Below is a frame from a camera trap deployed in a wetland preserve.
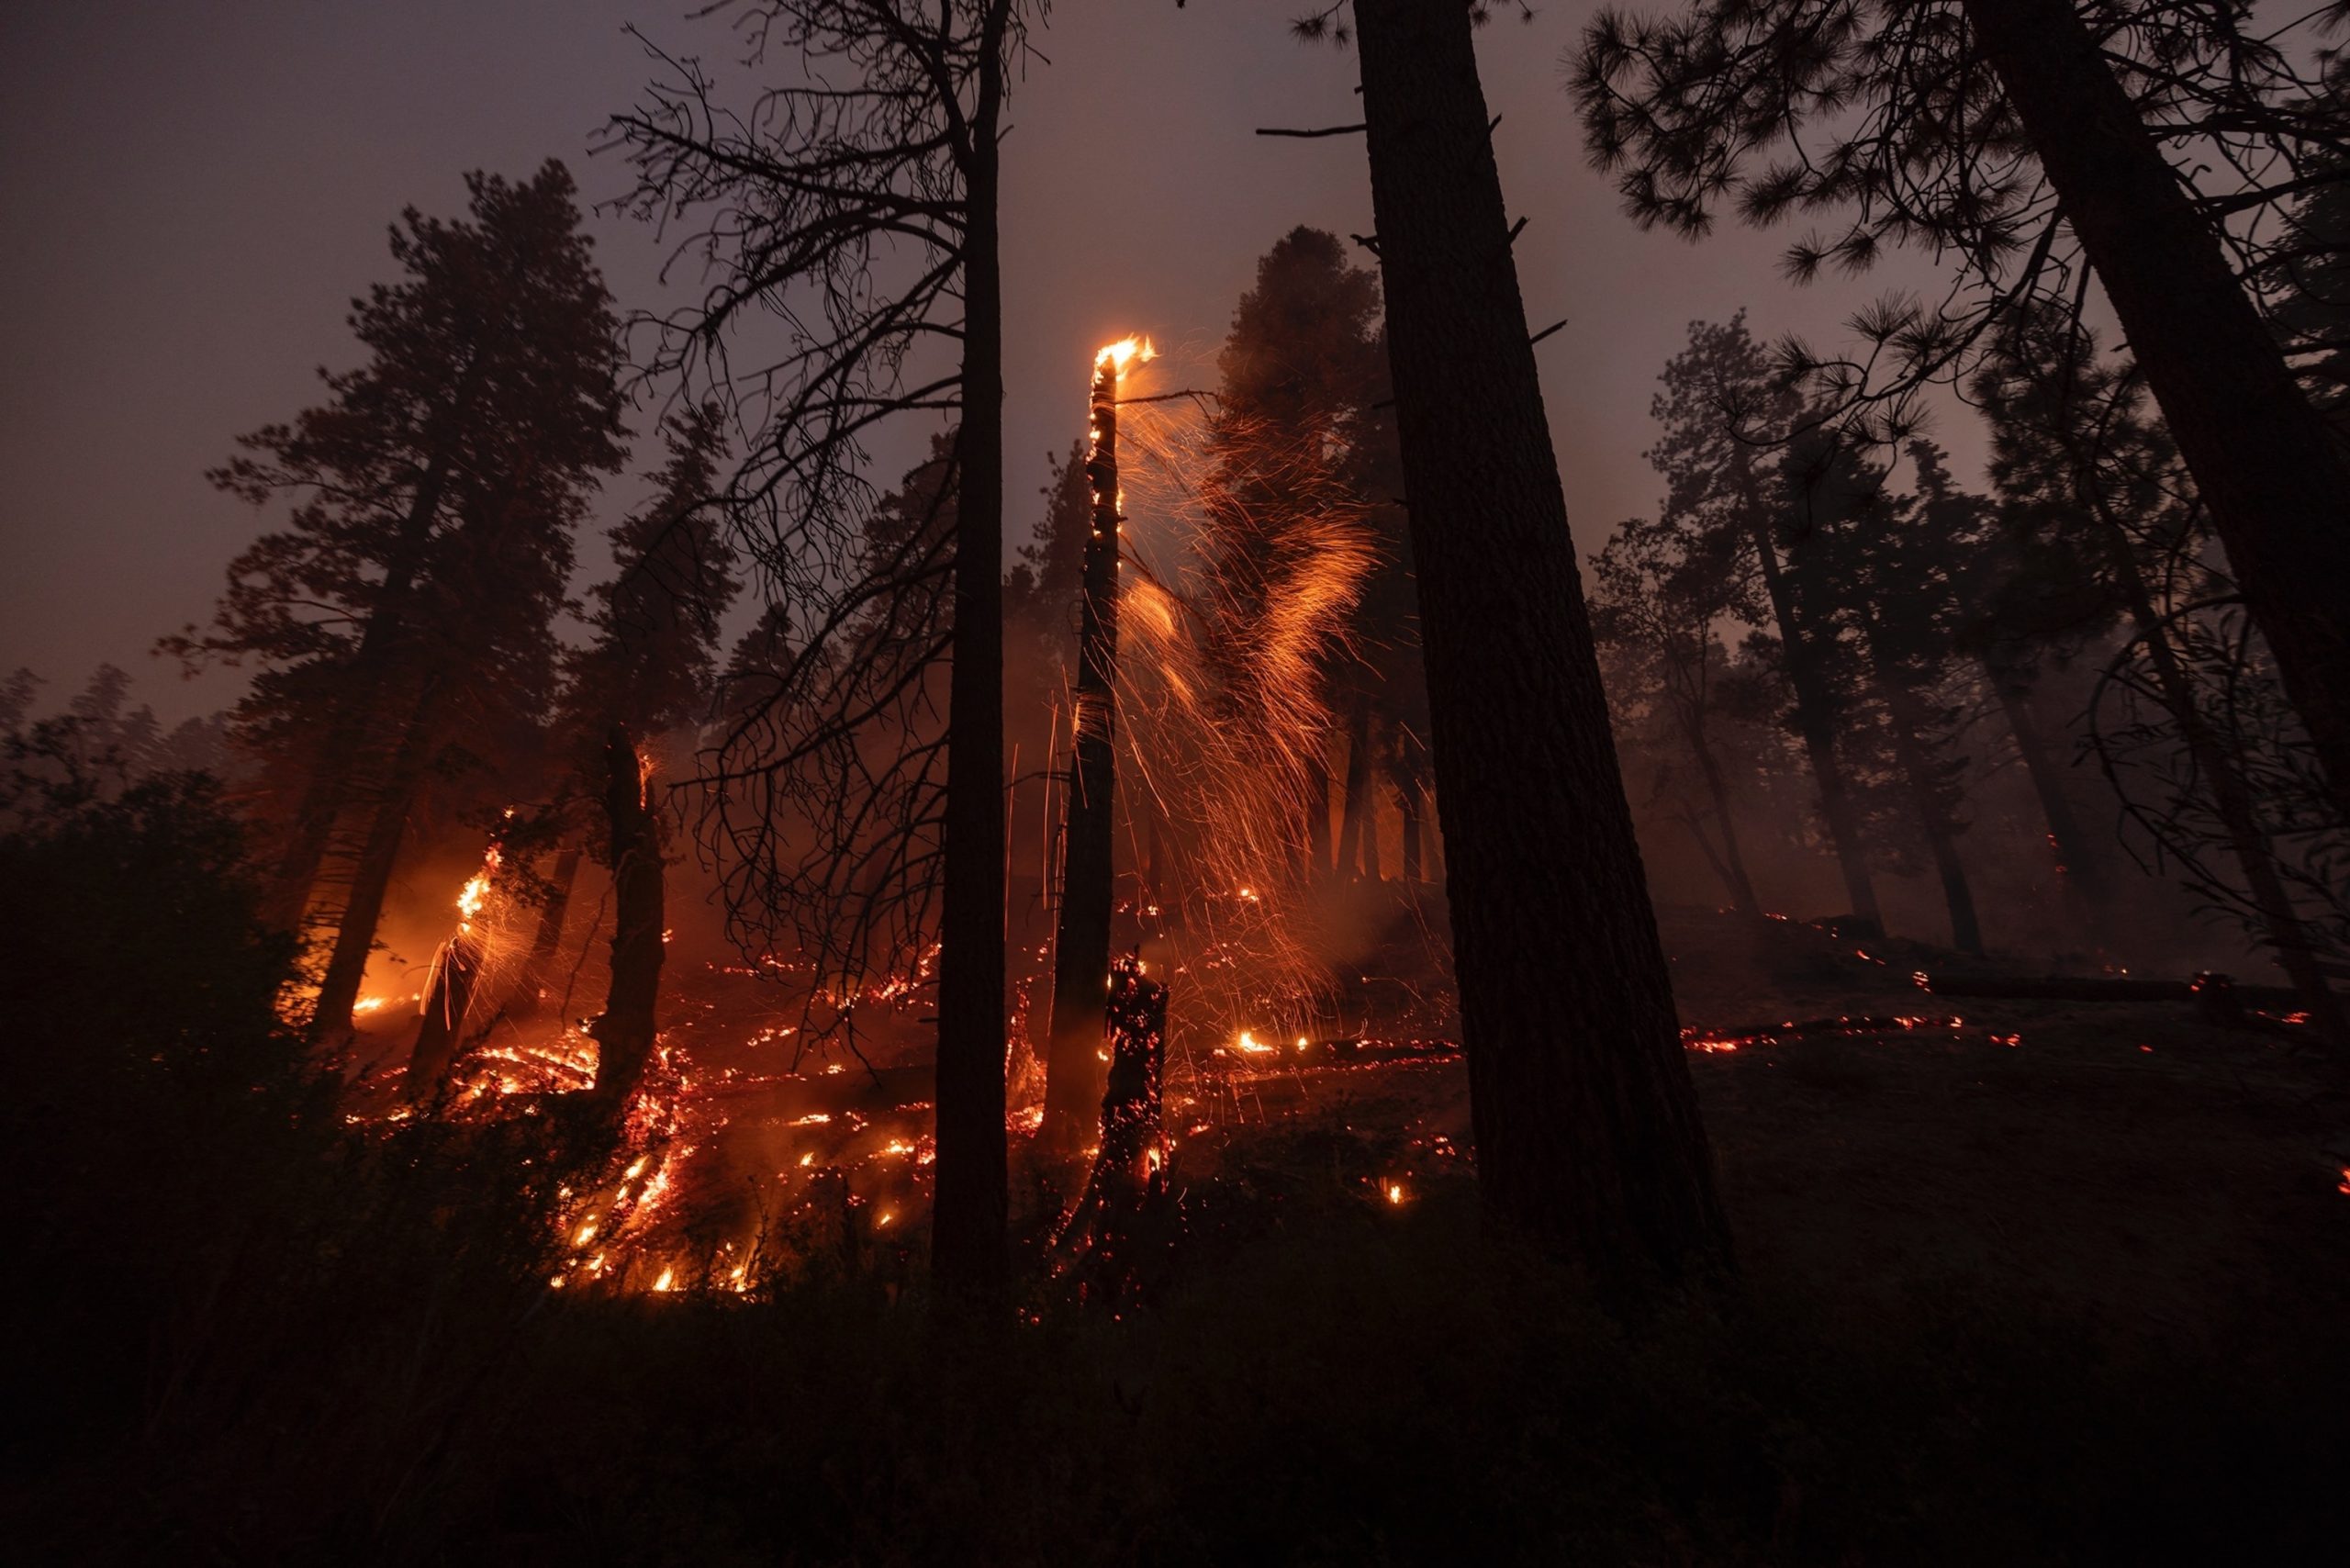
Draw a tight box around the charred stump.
[589,727,665,1108]
[1056,953,1173,1308]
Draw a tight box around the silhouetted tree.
[165,162,625,1001]
[610,0,1025,1288]
[1574,0,2350,828]
[1340,0,1730,1287]
[1648,316,1881,925]
[1590,517,1765,918]
[1975,307,2346,1034]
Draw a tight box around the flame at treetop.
[1095,335,1155,376]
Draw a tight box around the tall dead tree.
[1338,0,1730,1284]
[611,0,1025,1288]
[1043,344,1132,1144]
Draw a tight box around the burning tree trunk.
[1964,0,2350,831]
[404,929,483,1101]
[589,729,665,1107]
[1044,343,1132,1145]
[404,843,498,1100]
[310,675,446,1047]
[1352,0,1729,1284]
[1055,953,1171,1308]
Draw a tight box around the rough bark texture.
[1043,353,1123,1146]
[1353,0,1730,1283]
[1965,0,2350,829]
[308,677,444,1047]
[589,727,665,1105]
[930,17,1011,1291]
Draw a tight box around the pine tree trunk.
[1986,665,2109,913]
[590,728,666,1105]
[1748,517,1880,926]
[262,405,475,931]
[1043,348,1124,1146]
[931,10,1012,1291]
[1874,661,1985,955]
[1353,0,1729,1285]
[1964,0,2350,828]
[309,678,444,1047]
[1336,691,1372,879]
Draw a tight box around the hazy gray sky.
[1,1,1960,723]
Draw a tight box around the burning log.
[1044,337,1150,1143]
[1055,952,1174,1306]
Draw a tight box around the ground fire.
[15,3,2350,1557]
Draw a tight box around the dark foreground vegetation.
[8,747,2346,1566]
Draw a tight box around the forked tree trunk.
[1353,0,1729,1285]
[1044,349,1125,1146]
[309,676,444,1047]
[1964,0,2350,829]
[589,728,665,1106]
[931,8,1013,1291]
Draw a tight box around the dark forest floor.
[16,910,2350,1565]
